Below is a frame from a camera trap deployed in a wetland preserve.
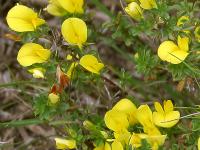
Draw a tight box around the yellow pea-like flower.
[6,4,45,32]
[112,99,137,125]
[153,100,180,128]
[79,55,104,74]
[28,68,45,79]
[139,0,157,10]
[55,138,76,149]
[195,26,200,42]
[46,0,68,16]
[125,2,143,21]
[157,36,189,64]
[104,109,129,133]
[57,0,84,14]
[48,93,60,104]
[61,18,87,48]
[177,16,190,34]
[17,43,51,67]
[114,130,131,145]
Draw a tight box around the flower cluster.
[93,99,180,150]
[6,1,105,149]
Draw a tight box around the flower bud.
[125,2,143,21]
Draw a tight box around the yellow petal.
[147,134,166,150]
[111,141,124,150]
[66,62,78,78]
[80,55,104,74]
[17,43,51,67]
[153,111,180,128]
[49,93,60,104]
[104,109,129,132]
[157,41,189,64]
[178,36,189,52]
[125,2,143,21]
[66,54,73,60]
[57,0,84,14]
[154,102,164,113]
[136,105,154,130]
[6,5,45,32]
[46,0,67,16]
[139,0,157,10]
[104,142,111,150]
[198,137,200,150]
[28,68,45,79]
[112,98,137,125]
[114,130,131,145]
[61,18,87,48]
[163,100,174,112]
[55,138,76,149]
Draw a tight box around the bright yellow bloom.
[55,138,76,149]
[49,93,60,104]
[195,26,200,42]
[57,0,84,14]
[79,55,104,74]
[17,43,51,67]
[104,109,129,133]
[111,141,124,150]
[125,2,143,21]
[46,0,68,16]
[157,36,189,64]
[94,142,111,150]
[28,68,45,79]
[66,54,73,60]
[198,137,200,150]
[153,100,180,128]
[112,99,137,125]
[139,0,157,9]
[61,18,87,48]
[6,4,45,32]
[147,134,166,150]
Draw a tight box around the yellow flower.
[104,109,129,133]
[28,68,45,79]
[94,142,111,150]
[153,100,180,128]
[17,43,51,67]
[147,134,166,150]
[198,137,200,150]
[66,54,73,60]
[195,26,200,42]
[79,55,104,74]
[61,18,87,48]
[49,93,60,104]
[157,36,189,64]
[112,99,137,125]
[46,0,68,16]
[57,0,84,14]
[55,138,76,149]
[139,0,157,10]
[125,2,143,21]
[6,4,45,32]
